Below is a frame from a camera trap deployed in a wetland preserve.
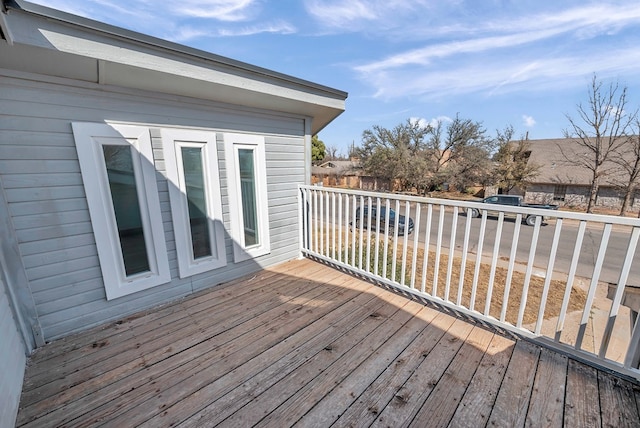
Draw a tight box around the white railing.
[298,185,640,380]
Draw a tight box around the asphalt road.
[403,206,640,286]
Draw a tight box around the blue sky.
[30,0,640,155]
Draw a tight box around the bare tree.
[561,75,635,213]
[612,119,640,216]
[427,114,494,191]
[493,125,541,193]
[324,145,340,161]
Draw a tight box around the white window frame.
[224,133,270,262]
[72,122,170,300]
[161,128,226,278]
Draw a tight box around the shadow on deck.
[16,258,640,427]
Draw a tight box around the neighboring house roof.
[312,160,361,176]
[525,137,636,186]
[0,0,347,135]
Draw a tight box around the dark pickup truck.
[469,195,558,226]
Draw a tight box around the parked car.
[353,206,414,235]
[469,195,558,226]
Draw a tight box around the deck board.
[408,325,494,427]
[16,258,640,427]
[564,358,602,428]
[487,340,540,427]
[525,348,568,427]
[447,333,514,427]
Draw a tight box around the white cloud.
[428,116,453,128]
[356,29,563,74]
[304,0,378,28]
[170,0,257,21]
[408,116,452,130]
[168,20,296,42]
[304,0,431,30]
[356,47,640,100]
[217,21,297,36]
[409,117,430,129]
[352,3,640,101]
[356,3,640,74]
[522,115,536,127]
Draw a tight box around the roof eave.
[2,0,348,134]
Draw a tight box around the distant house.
[512,138,640,212]
[311,159,393,191]
[0,1,346,425]
[311,159,363,188]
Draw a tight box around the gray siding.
[0,275,26,428]
[0,70,307,340]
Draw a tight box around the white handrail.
[298,185,640,380]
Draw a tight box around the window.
[161,129,226,278]
[72,123,170,300]
[553,185,567,202]
[224,133,270,262]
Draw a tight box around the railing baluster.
[318,190,324,255]
[358,195,364,270]
[535,218,563,334]
[456,207,472,306]
[312,189,318,254]
[516,215,542,328]
[382,199,390,279]
[484,211,503,317]
[555,220,587,341]
[337,193,342,263]
[365,196,373,273]
[325,192,330,256]
[374,197,381,277]
[433,205,445,298]
[331,192,336,260]
[445,206,459,302]
[600,227,640,359]
[344,194,350,264]
[351,195,357,266]
[391,199,400,281]
[421,204,433,294]
[401,201,410,286]
[411,203,422,289]
[575,223,613,351]
[469,210,487,311]
[500,214,522,323]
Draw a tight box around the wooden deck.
[16,258,640,427]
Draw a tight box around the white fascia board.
[3,8,346,133]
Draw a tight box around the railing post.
[297,186,304,258]
[626,315,640,369]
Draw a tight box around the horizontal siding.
[1,77,306,136]
[0,71,308,341]
[22,244,97,270]
[0,159,81,174]
[18,234,95,256]
[8,198,88,217]
[31,277,104,306]
[1,172,83,189]
[0,279,26,428]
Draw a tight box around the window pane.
[238,149,259,246]
[102,145,150,276]
[181,147,212,259]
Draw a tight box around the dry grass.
[339,237,587,326]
